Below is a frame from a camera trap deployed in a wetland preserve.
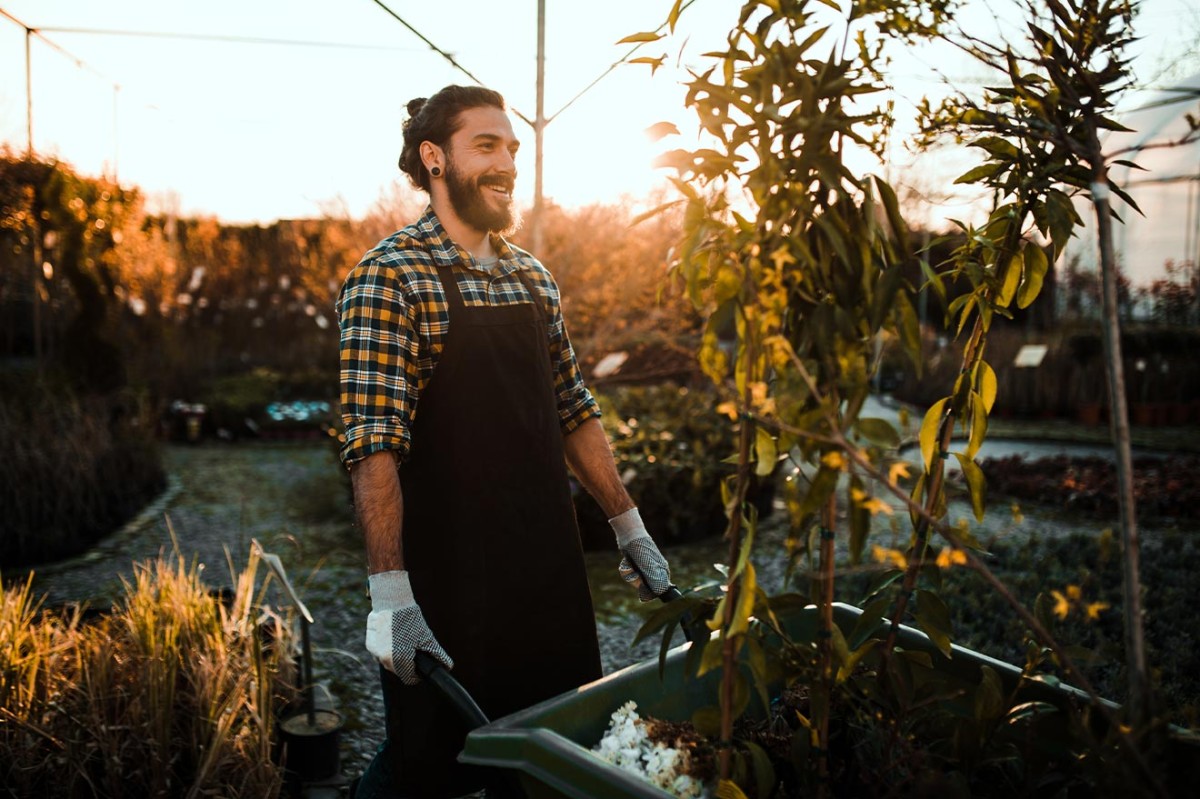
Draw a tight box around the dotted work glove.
[365,570,453,686]
[611,507,672,602]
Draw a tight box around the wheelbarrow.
[354,586,698,799]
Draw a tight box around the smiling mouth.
[482,180,514,197]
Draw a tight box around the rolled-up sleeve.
[541,272,600,434]
[336,259,420,468]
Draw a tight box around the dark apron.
[380,263,602,798]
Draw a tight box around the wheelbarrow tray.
[459,601,1200,798]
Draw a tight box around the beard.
[444,155,522,236]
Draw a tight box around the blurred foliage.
[573,384,777,550]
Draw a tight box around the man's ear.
[420,141,444,175]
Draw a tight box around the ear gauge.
[430,166,442,177]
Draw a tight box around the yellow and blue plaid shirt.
[336,206,599,468]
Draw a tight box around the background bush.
[572,384,777,550]
[0,374,165,568]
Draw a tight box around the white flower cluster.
[593,701,708,799]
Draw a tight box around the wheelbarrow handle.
[657,584,698,644]
[413,650,490,728]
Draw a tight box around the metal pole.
[25,26,32,156]
[531,0,545,255]
[111,85,120,180]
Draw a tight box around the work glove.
[611,507,672,601]
[365,570,453,685]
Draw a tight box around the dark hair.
[399,85,507,192]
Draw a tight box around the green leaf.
[848,595,892,649]
[974,665,1005,722]
[742,741,775,799]
[915,589,953,658]
[954,452,987,522]
[863,569,904,603]
[856,417,900,449]
[964,391,988,462]
[1017,244,1048,309]
[755,427,777,478]
[996,253,1021,308]
[728,563,758,637]
[848,475,870,566]
[919,399,948,473]
[617,31,664,44]
[1034,592,1055,633]
[1045,189,1077,258]
[798,465,840,520]
[954,162,1007,185]
[693,705,722,738]
[976,361,997,414]
[698,636,725,676]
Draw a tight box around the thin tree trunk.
[1091,170,1151,729]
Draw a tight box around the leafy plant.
[0,545,297,797]
[631,0,1191,796]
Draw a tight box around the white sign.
[1013,344,1048,368]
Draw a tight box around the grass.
[0,544,298,798]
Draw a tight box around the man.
[337,85,673,798]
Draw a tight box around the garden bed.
[980,453,1200,520]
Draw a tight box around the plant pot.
[1076,402,1103,426]
[460,603,1199,798]
[279,708,343,785]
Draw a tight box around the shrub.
[0,547,298,797]
[0,374,166,567]
[573,385,776,550]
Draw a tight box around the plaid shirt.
[336,206,599,468]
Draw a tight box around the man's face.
[443,105,521,235]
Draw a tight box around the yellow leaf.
[716,401,738,420]
[716,779,750,799]
[616,31,665,44]
[936,548,968,568]
[1066,584,1082,601]
[1050,590,1070,619]
[1010,503,1024,524]
[769,245,796,269]
[863,498,893,516]
[871,545,907,569]
[851,487,869,503]
[822,451,847,471]
[1085,601,1110,620]
[888,461,911,485]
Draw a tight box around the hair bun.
[406,98,427,117]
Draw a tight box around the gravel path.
[19,436,1183,793]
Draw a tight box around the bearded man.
[337,85,674,798]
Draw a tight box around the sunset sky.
[1,0,1196,225]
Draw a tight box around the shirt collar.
[415,205,522,275]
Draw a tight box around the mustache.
[478,175,515,193]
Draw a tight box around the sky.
[1,0,1197,226]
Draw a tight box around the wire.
[368,0,487,86]
[35,26,424,53]
[0,6,119,86]
[546,0,701,125]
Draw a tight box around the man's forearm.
[563,416,634,519]
[350,450,405,574]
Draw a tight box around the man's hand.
[365,570,453,685]
[610,507,671,601]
